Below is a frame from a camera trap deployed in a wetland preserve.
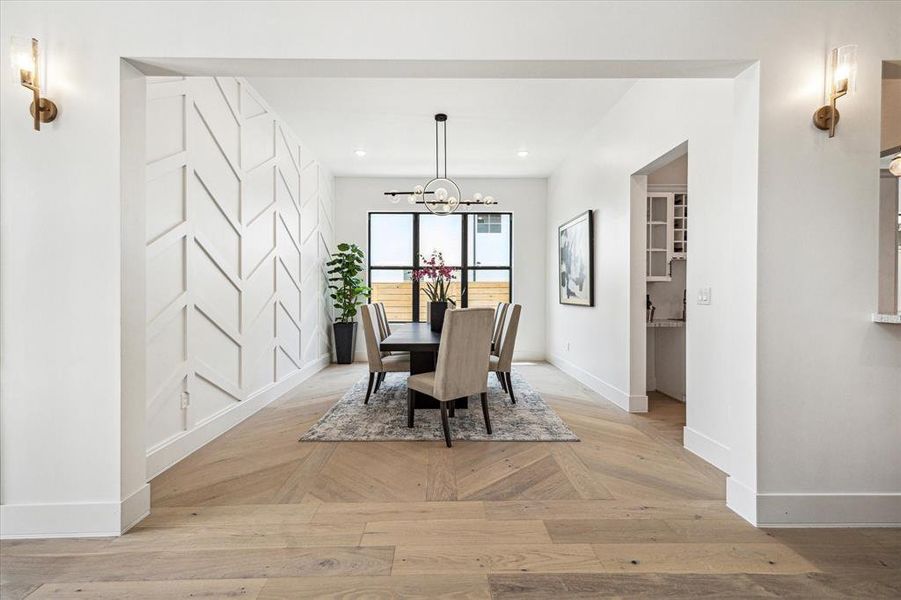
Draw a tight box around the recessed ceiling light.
[517,150,529,158]
[354,149,367,157]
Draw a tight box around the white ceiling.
[247,78,635,178]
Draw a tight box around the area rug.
[300,370,579,442]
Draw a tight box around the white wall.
[546,80,743,478]
[1,1,899,537]
[334,177,547,361]
[141,77,333,479]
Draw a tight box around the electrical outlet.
[697,287,712,305]
[180,390,190,410]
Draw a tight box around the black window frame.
[368,211,513,322]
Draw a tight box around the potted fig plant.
[327,243,371,364]
[413,250,457,332]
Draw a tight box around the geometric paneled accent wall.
[144,77,333,465]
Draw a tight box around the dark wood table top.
[380,322,441,352]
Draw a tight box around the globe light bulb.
[472,192,483,202]
[390,195,400,204]
[435,187,448,201]
[448,196,459,209]
[407,194,417,205]
[484,195,495,205]
[413,185,424,195]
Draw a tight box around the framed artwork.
[558,210,594,306]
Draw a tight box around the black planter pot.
[333,322,357,364]
[429,301,448,333]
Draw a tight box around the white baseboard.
[146,354,330,479]
[683,426,730,473]
[121,484,150,533]
[756,492,901,527]
[726,476,758,526]
[0,501,123,539]
[0,484,150,539]
[726,478,901,527]
[548,353,647,412]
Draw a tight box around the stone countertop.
[647,319,685,328]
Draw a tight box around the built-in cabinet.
[645,189,688,281]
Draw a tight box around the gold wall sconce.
[10,37,57,131]
[813,45,857,138]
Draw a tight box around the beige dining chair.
[491,302,509,390]
[491,302,508,355]
[406,307,495,447]
[361,304,409,403]
[375,302,391,338]
[489,303,521,403]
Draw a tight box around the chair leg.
[440,402,452,448]
[374,372,385,393]
[481,392,492,435]
[497,371,508,393]
[505,372,516,404]
[364,372,375,404]
[407,388,415,428]
[449,399,455,418]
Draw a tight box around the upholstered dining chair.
[407,307,495,448]
[375,302,391,338]
[489,303,521,403]
[491,302,509,391]
[491,302,508,356]
[361,304,409,403]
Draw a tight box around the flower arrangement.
[412,250,457,305]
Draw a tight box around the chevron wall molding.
[144,77,334,473]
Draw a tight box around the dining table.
[379,322,468,409]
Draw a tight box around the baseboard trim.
[756,492,901,527]
[146,354,330,479]
[120,484,150,533]
[548,353,647,412]
[683,426,730,473]
[726,476,758,526]
[1,497,128,539]
[726,479,901,527]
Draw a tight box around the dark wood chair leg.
[480,392,492,434]
[449,399,455,418]
[440,402,452,447]
[505,372,516,404]
[497,371,508,393]
[364,372,375,404]
[374,372,385,393]
[407,388,415,428]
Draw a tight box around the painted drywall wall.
[142,77,334,479]
[547,79,744,478]
[882,76,901,152]
[333,177,547,361]
[1,1,898,536]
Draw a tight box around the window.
[476,214,503,234]
[368,212,512,321]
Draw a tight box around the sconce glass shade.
[827,44,857,100]
[890,154,901,178]
[10,36,36,85]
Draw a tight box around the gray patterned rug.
[300,370,579,442]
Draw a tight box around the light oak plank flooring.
[2,364,899,599]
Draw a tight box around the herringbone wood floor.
[2,363,899,598]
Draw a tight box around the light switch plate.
[697,287,712,305]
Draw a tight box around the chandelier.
[384,113,495,215]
